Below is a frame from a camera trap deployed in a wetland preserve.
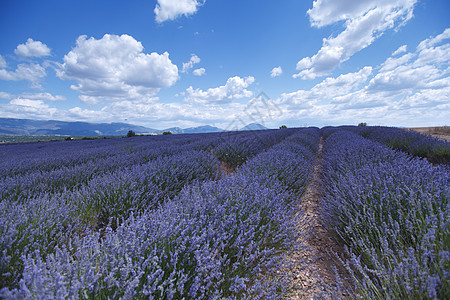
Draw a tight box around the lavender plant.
[321,130,449,299]
[345,126,450,165]
[0,127,320,298]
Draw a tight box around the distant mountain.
[161,127,184,134]
[240,123,268,131]
[0,118,156,136]
[0,118,269,136]
[183,125,223,134]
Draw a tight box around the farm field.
[407,127,450,142]
[0,126,448,299]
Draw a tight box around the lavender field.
[0,127,448,299]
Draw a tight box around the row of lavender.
[321,130,449,299]
[0,128,296,291]
[0,129,298,201]
[0,133,226,290]
[339,126,450,165]
[1,128,320,298]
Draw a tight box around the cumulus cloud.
[294,0,417,80]
[3,98,58,119]
[368,29,450,93]
[19,92,66,101]
[280,67,372,108]
[0,55,6,68]
[0,91,68,121]
[0,91,12,100]
[3,29,447,129]
[0,91,65,103]
[185,76,255,104]
[57,34,179,103]
[270,66,283,78]
[379,52,414,72]
[182,54,200,73]
[193,67,206,76]
[0,62,47,88]
[154,0,204,23]
[417,28,450,51]
[392,45,407,56]
[14,38,51,58]
[281,28,450,127]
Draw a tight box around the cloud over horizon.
[185,76,255,104]
[294,0,418,80]
[56,34,179,105]
[0,1,448,129]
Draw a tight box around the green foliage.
[162,131,172,135]
[279,125,287,129]
[358,122,367,126]
[127,130,136,137]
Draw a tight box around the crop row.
[338,126,450,165]
[0,128,320,298]
[0,129,297,203]
[321,130,449,299]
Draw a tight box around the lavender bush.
[344,126,450,165]
[213,129,296,169]
[321,130,449,299]
[0,128,320,298]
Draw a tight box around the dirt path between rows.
[286,137,350,299]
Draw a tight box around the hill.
[240,123,268,131]
[0,118,269,136]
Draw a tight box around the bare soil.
[407,126,450,142]
[285,138,351,299]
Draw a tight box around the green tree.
[280,125,287,129]
[162,131,172,135]
[358,122,367,127]
[127,130,136,137]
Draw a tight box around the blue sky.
[0,0,449,129]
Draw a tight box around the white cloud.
[154,0,204,23]
[379,53,414,72]
[193,67,206,76]
[185,76,255,104]
[2,29,447,129]
[2,98,58,119]
[392,45,407,56]
[10,98,46,108]
[414,31,450,66]
[57,34,179,103]
[270,66,283,78]
[182,54,200,73]
[19,92,66,101]
[280,67,372,108]
[417,28,450,51]
[294,0,417,79]
[0,55,6,68]
[14,38,51,58]
[368,64,441,92]
[368,28,450,93]
[281,29,450,127]
[0,91,65,104]
[0,63,47,88]
[0,91,12,100]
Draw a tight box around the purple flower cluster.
[344,126,450,165]
[321,130,449,299]
[0,128,320,298]
[213,129,297,169]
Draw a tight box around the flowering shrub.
[345,126,450,165]
[321,130,449,299]
[0,128,319,298]
[213,129,296,169]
